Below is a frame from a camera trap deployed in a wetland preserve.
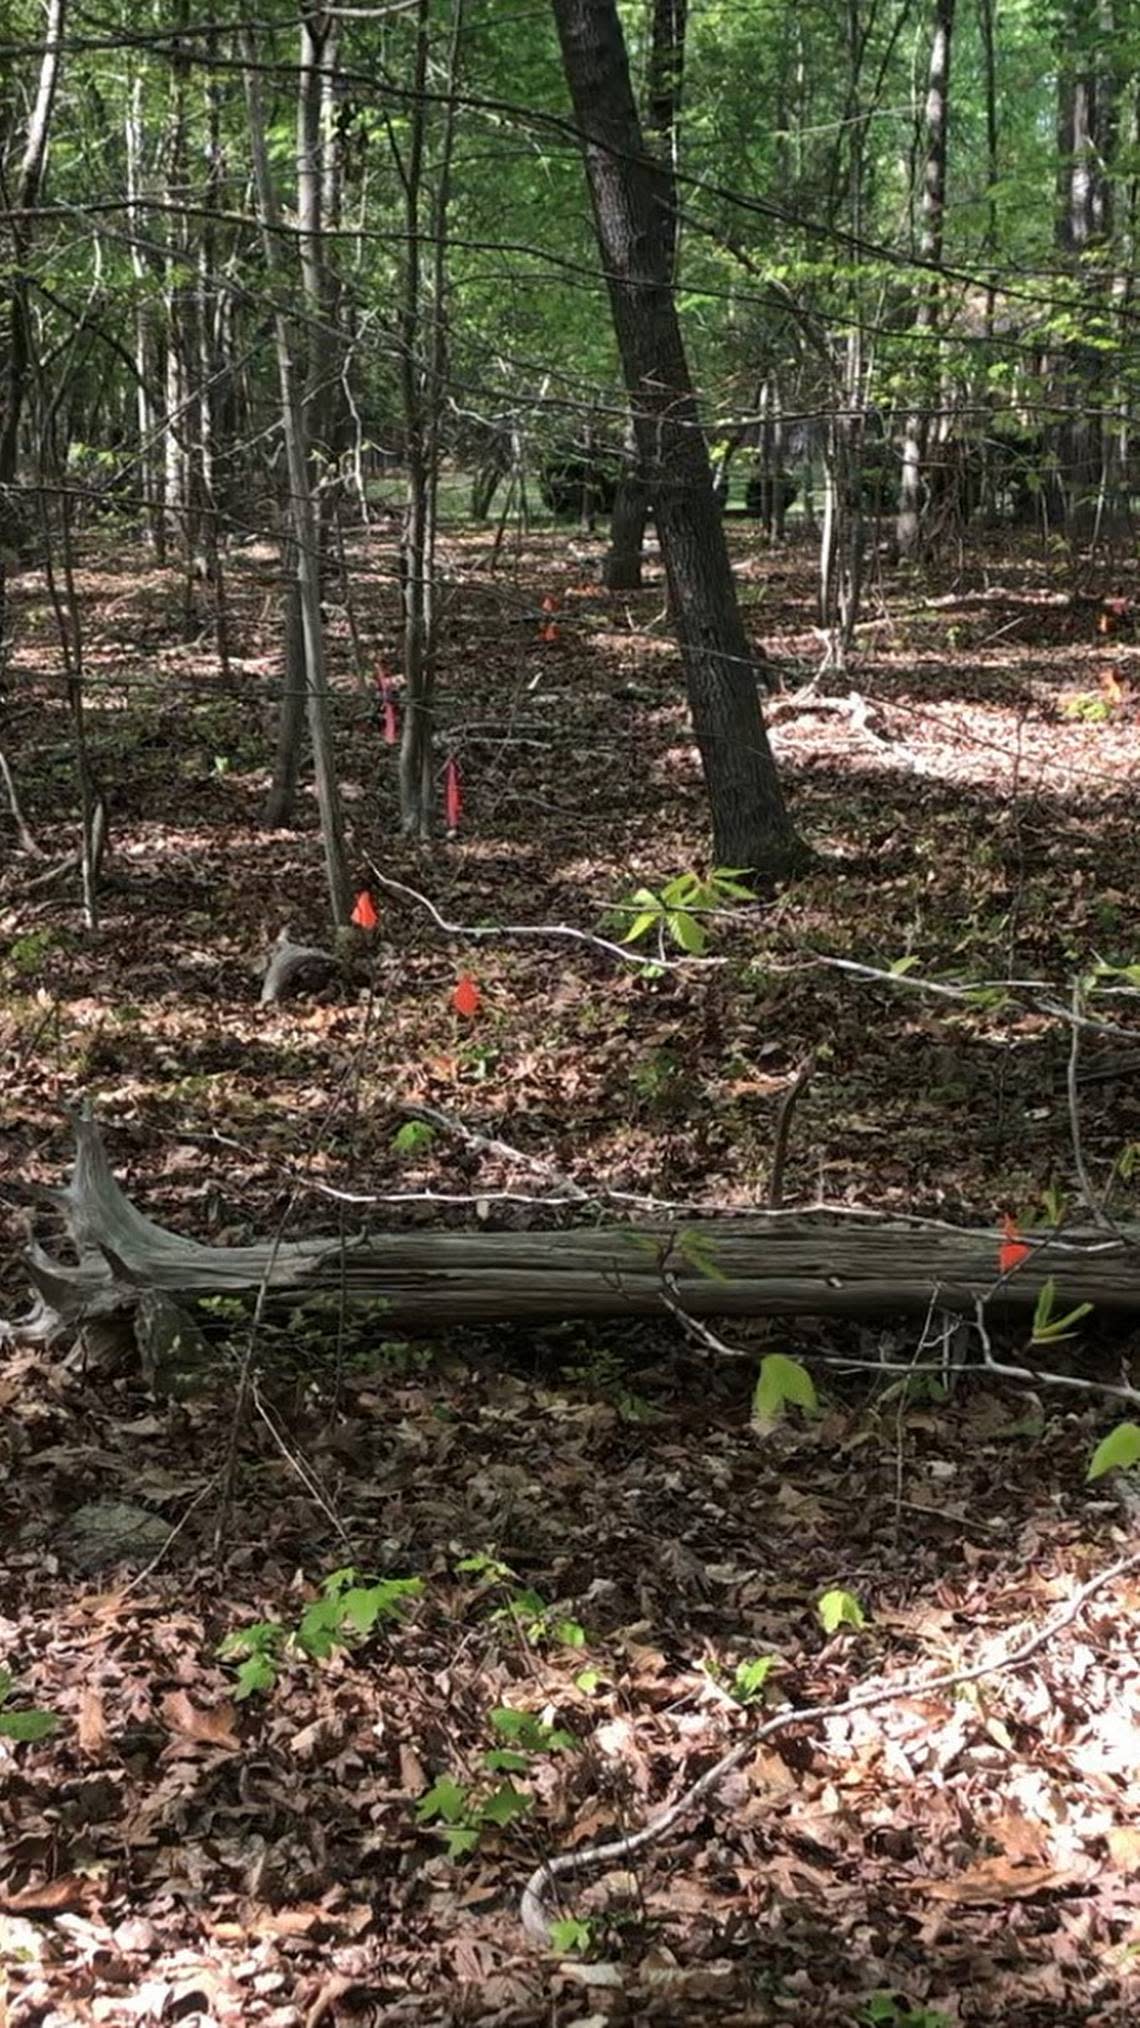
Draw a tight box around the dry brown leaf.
[160,1689,240,1751]
[985,1812,1050,1862]
[260,1905,324,1937]
[0,1875,92,1916]
[399,1742,426,1794]
[77,1686,109,1758]
[908,1857,1073,1904]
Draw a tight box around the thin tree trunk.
[265,2,336,822]
[551,0,803,879]
[604,0,687,592]
[266,567,306,827]
[0,0,67,670]
[1053,0,1114,540]
[242,27,350,927]
[298,5,334,550]
[162,8,196,589]
[896,0,955,560]
[396,0,433,837]
[199,48,230,673]
[125,74,165,559]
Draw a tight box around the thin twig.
[813,953,1135,1038]
[251,1378,355,1555]
[768,1053,815,1209]
[368,867,721,972]
[403,1101,588,1198]
[1067,976,1115,1231]
[972,1298,1140,1408]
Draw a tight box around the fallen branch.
[519,1544,1140,1942]
[368,868,720,972]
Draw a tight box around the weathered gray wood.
[3,1115,1138,1347]
[260,929,340,1004]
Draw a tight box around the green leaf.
[1031,1278,1093,1343]
[455,1551,515,1583]
[483,1747,531,1772]
[732,1656,775,1703]
[233,1653,278,1699]
[392,1120,436,1155]
[1087,1422,1140,1480]
[479,1781,532,1827]
[442,1825,481,1858]
[417,1776,470,1824]
[752,1353,819,1428]
[295,1596,343,1659]
[340,1577,422,1634]
[549,1917,594,1954]
[0,1708,59,1742]
[888,955,921,976]
[817,1588,866,1635]
[709,868,756,900]
[667,909,707,954]
[622,909,662,946]
[661,872,701,906]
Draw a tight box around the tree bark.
[603,0,686,591]
[896,0,955,561]
[1053,0,1116,538]
[0,0,67,668]
[551,0,803,879]
[242,26,350,927]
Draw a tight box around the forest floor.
[1,513,1139,2026]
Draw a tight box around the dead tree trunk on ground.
[5,1117,1138,1348]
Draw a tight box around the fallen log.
[3,1115,1139,1348]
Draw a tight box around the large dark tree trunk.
[551,0,803,878]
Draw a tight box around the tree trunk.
[1053,0,1115,540]
[396,0,463,837]
[124,74,165,559]
[8,1117,1140,1348]
[265,565,306,827]
[242,28,350,927]
[0,0,67,669]
[604,447,650,588]
[551,0,803,880]
[603,0,686,593]
[896,0,955,561]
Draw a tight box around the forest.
[2,0,1140,2020]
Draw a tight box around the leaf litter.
[1,522,1139,2023]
